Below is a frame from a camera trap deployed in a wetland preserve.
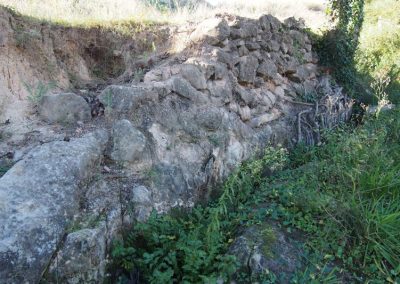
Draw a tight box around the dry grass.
[0,0,328,30]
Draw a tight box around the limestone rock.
[47,228,107,284]
[0,130,108,283]
[180,64,207,90]
[99,85,157,115]
[230,22,258,39]
[39,93,91,124]
[238,55,259,84]
[131,185,153,222]
[171,77,208,103]
[111,119,148,163]
[207,79,232,101]
[250,109,281,128]
[257,60,278,79]
[196,107,223,131]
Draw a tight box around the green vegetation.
[24,81,55,105]
[111,147,288,283]
[269,108,400,282]
[317,0,399,104]
[355,0,400,103]
[112,107,400,283]
[316,0,366,99]
[0,164,12,177]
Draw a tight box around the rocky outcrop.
[0,130,108,283]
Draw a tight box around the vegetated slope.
[113,108,400,283]
[355,0,400,103]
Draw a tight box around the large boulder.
[257,60,278,80]
[39,93,91,124]
[0,130,108,283]
[98,85,157,116]
[171,77,208,103]
[46,228,107,284]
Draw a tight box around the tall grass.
[0,0,327,29]
[275,107,400,281]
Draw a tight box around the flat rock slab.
[0,130,108,283]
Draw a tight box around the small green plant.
[292,39,306,64]
[0,164,12,177]
[14,26,41,48]
[131,68,145,83]
[145,167,159,184]
[24,81,55,105]
[208,133,221,147]
[297,85,321,103]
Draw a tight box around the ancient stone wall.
[0,13,352,283]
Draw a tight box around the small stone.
[111,120,147,163]
[236,85,254,105]
[132,185,152,205]
[245,41,261,51]
[171,77,208,103]
[239,106,251,121]
[103,166,111,173]
[238,55,259,84]
[238,45,250,57]
[257,60,278,80]
[274,86,285,98]
[249,109,281,128]
[180,64,207,90]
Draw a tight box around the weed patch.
[111,108,400,283]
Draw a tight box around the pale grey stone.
[238,55,259,83]
[257,60,278,79]
[180,64,207,90]
[111,119,147,163]
[39,93,91,124]
[0,130,108,283]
